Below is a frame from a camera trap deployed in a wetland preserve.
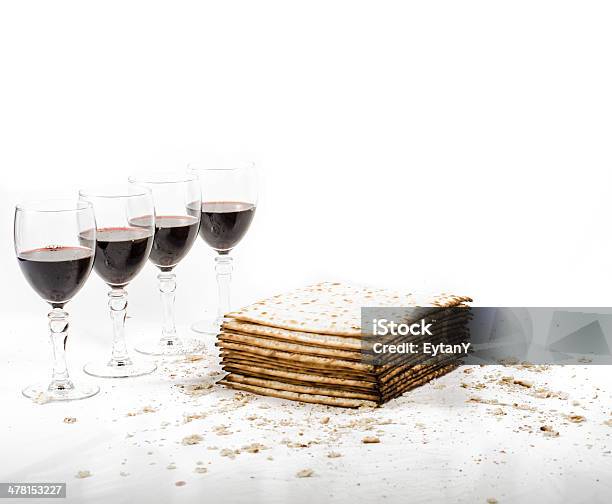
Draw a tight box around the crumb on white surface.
[32,393,51,405]
[296,468,314,478]
[181,434,204,445]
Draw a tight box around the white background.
[2,0,612,321]
[1,2,612,503]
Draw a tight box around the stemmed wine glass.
[79,185,157,378]
[14,199,99,401]
[127,172,203,355]
[188,161,257,334]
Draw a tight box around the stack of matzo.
[217,282,472,408]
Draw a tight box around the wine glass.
[127,171,203,355]
[79,185,157,378]
[14,199,99,401]
[188,160,258,334]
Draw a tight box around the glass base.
[135,336,207,356]
[23,382,100,402]
[191,317,223,335]
[83,359,156,378]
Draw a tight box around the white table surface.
[1,315,611,504]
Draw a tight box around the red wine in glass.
[128,172,202,356]
[199,201,256,253]
[79,185,157,378]
[18,247,94,308]
[189,160,258,335]
[14,199,99,402]
[131,215,199,271]
[92,227,154,287]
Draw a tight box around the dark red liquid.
[17,246,94,308]
[199,201,256,253]
[93,227,153,287]
[131,215,199,271]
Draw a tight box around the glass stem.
[48,308,74,391]
[158,271,178,344]
[215,254,233,321]
[108,288,132,367]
